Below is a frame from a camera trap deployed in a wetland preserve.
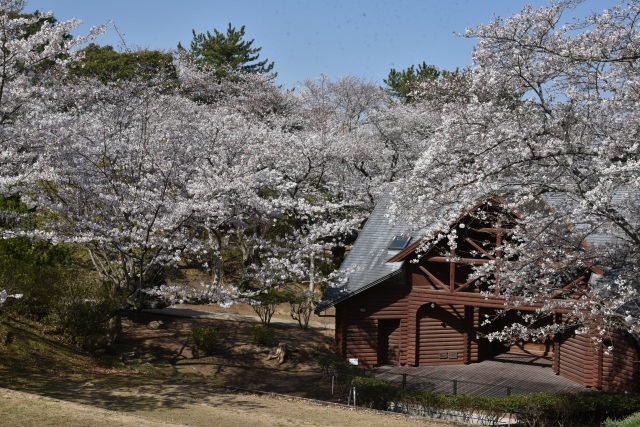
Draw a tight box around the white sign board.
[348,358,358,366]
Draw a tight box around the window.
[388,235,411,250]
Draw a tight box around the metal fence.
[371,371,529,397]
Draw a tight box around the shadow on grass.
[0,367,271,413]
[0,309,337,414]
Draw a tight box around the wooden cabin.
[316,194,639,392]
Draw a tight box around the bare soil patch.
[113,305,337,400]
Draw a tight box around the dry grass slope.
[0,314,455,427]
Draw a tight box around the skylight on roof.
[388,235,411,250]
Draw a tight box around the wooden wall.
[416,303,469,365]
[332,263,639,392]
[558,331,596,386]
[601,333,639,392]
[335,274,409,368]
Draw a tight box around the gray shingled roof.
[316,187,639,313]
[315,193,418,313]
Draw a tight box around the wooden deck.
[370,353,589,397]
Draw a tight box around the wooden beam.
[455,276,480,292]
[427,256,489,265]
[553,314,561,374]
[550,275,587,299]
[418,265,450,291]
[450,249,456,292]
[495,224,503,296]
[411,287,576,313]
[475,227,506,234]
[464,238,495,260]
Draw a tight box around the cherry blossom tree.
[392,0,640,340]
[0,1,104,193]
[19,80,210,310]
[262,74,446,326]
[31,81,292,308]
[255,76,388,321]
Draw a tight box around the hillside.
[0,313,453,427]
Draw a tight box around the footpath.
[143,305,335,330]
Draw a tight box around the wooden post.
[450,249,456,292]
[553,313,561,374]
[464,305,473,364]
[596,341,604,390]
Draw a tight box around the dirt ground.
[112,303,339,400]
[0,303,457,427]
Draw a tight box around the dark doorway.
[378,319,401,365]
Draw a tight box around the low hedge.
[604,411,640,427]
[351,377,640,427]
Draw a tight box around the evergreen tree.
[69,44,176,85]
[384,61,439,103]
[178,23,274,79]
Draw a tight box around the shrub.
[53,299,118,350]
[351,376,402,409]
[316,353,367,397]
[48,278,121,351]
[317,353,364,381]
[0,237,76,320]
[191,325,219,355]
[248,289,289,326]
[503,392,640,426]
[247,325,274,346]
[605,412,640,427]
[345,376,640,427]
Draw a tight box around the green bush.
[316,353,363,380]
[346,376,640,427]
[247,325,274,346]
[50,281,122,351]
[52,298,119,350]
[191,325,219,355]
[502,392,640,426]
[605,412,640,427]
[351,376,402,409]
[316,353,367,398]
[0,236,75,319]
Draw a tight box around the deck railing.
[372,371,529,397]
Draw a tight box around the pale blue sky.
[27,1,620,89]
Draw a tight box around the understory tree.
[392,0,640,340]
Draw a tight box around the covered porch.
[370,353,589,397]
